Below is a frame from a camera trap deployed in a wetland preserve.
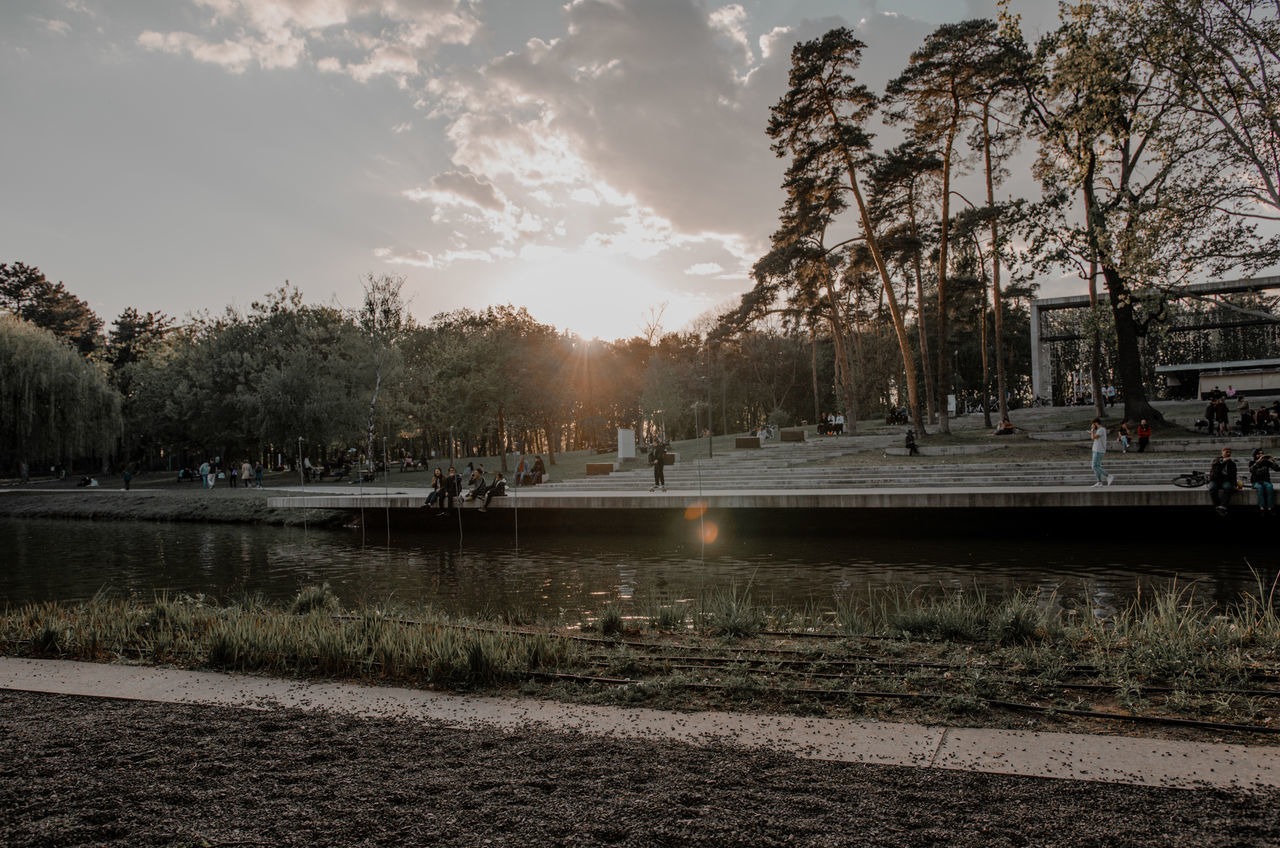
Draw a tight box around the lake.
[2,517,1274,620]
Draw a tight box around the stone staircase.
[537,435,1216,491]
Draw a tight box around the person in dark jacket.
[1209,447,1238,513]
[480,473,507,512]
[649,438,667,492]
[437,466,463,515]
[424,467,444,508]
[1249,448,1279,514]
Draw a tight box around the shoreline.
[0,486,346,527]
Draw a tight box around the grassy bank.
[6,580,1280,740]
[0,487,345,526]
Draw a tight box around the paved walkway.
[4,657,1276,793]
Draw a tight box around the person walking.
[1209,447,1238,514]
[1090,418,1113,487]
[1249,448,1278,515]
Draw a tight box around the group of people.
[1203,395,1280,437]
[423,457,545,515]
[187,459,264,489]
[1208,446,1279,515]
[1087,417,1154,485]
[817,412,846,435]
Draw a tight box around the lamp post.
[707,380,713,459]
[297,437,304,487]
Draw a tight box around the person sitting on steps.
[1209,447,1238,515]
[479,473,507,512]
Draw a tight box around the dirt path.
[4,691,1277,847]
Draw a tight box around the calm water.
[1,517,1276,619]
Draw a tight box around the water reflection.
[0,517,1274,620]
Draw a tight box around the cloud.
[426,170,505,211]
[684,262,724,276]
[36,18,72,36]
[137,30,296,72]
[137,0,480,77]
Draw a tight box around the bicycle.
[1171,469,1208,488]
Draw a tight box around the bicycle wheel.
[1172,473,1206,488]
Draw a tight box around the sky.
[1,0,1066,341]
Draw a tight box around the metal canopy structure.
[1030,275,1280,403]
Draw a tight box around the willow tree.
[768,28,924,432]
[0,314,120,475]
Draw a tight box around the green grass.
[4,579,1279,735]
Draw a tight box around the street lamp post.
[297,437,304,487]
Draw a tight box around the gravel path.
[4,691,1278,847]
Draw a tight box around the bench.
[735,436,763,449]
[585,462,614,475]
[780,429,805,442]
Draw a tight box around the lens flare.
[683,501,707,520]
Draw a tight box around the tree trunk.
[544,422,558,466]
[1089,257,1105,420]
[911,252,936,427]
[982,107,1010,423]
[823,281,859,434]
[840,164,924,433]
[826,101,924,433]
[497,407,508,473]
[810,329,821,425]
[1102,265,1166,424]
[933,115,958,435]
[980,295,992,428]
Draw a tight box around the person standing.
[122,467,132,491]
[649,438,667,492]
[253,462,264,488]
[1209,447,1238,514]
[1249,449,1278,515]
[240,460,253,488]
[1090,418,1113,487]
[199,459,211,489]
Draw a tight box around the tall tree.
[1023,1,1266,422]
[887,18,1018,431]
[357,274,409,475]
[768,28,925,432]
[0,262,102,356]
